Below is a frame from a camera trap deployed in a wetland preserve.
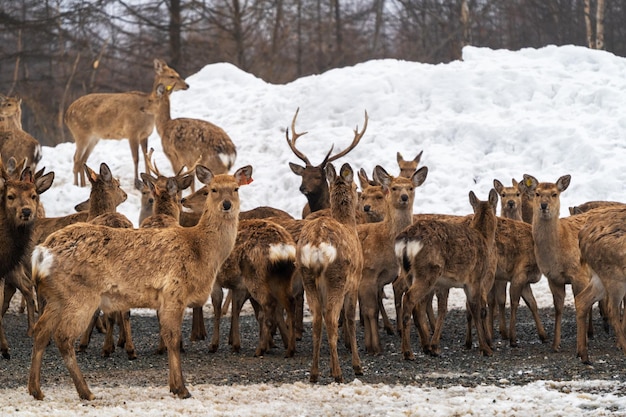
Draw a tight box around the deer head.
[286,108,368,217]
[396,151,423,178]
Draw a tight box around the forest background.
[0,0,618,147]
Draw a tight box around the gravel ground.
[1,297,625,396]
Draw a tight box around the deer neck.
[87,189,117,220]
[385,202,413,238]
[501,206,523,221]
[532,214,561,259]
[471,208,496,245]
[330,188,357,227]
[153,95,172,138]
[307,185,331,213]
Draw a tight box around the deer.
[28,164,252,401]
[522,174,596,354]
[395,189,498,359]
[286,108,367,218]
[0,95,42,175]
[143,84,237,192]
[205,219,297,357]
[357,168,386,224]
[577,206,626,363]
[568,200,625,215]
[0,163,54,359]
[490,178,547,346]
[357,165,428,355]
[66,59,189,187]
[396,151,423,178]
[297,162,363,383]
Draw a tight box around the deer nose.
[507,200,515,208]
[148,198,154,205]
[21,208,32,218]
[541,203,548,210]
[401,194,409,202]
[222,200,232,211]
[363,205,371,212]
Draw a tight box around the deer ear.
[339,163,353,183]
[154,59,166,73]
[20,167,34,183]
[493,179,503,193]
[99,163,113,182]
[411,166,428,187]
[234,165,254,186]
[35,171,54,195]
[522,174,538,191]
[195,165,214,185]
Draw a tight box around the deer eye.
[7,194,14,200]
[234,187,239,193]
[535,192,540,197]
[516,192,520,197]
[552,193,557,198]
[31,194,37,200]
[211,188,217,193]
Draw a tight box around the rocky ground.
[1,302,625,395]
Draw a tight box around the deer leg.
[159,304,189,399]
[73,137,99,187]
[276,288,296,357]
[606,284,626,354]
[548,280,566,352]
[12,268,37,337]
[492,280,508,340]
[575,275,606,364]
[519,282,548,344]
[465,285,493,357]
[402,280,433,360]
[78,309,101,352]
[292,274,305,341]
[229,289,249,353]
[325,297,344,383]
[190,305,207,341]
[208,286,223,353]
[0,280,8,359]
[378,286,394,335]
[359,285,381,355]
[430,287,449,355]
[306,288,323,383]
[392,276,407,335]
[120,310,136,359]
[102,312,117,357]
[28,305,56,400]
[344,287,363,376]
[1,281,15,316]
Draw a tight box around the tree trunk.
[596,0,606,50]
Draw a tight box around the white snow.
[5,44,626,415]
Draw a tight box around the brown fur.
[568,200,625,215]
[297,163,363,383]
[28,165,252,401]
[0,165,54,359]
[66,59,189,186]
[144,84,236,191]
[577,206,626,363]
[0,96,42,175]
[396,151,423,179]
[523,174,594,354]
[395,189,498,358]
[286,109,367,218]
[357,165,428,354]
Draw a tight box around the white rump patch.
[300,242,337,268]
[405,240,424,259]
[32,246,54,278]
[269,243,297,262]
[219,153,237,170]
[394,241,407,259]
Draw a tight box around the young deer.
[297,162,363,383]
[396,151,423,178]
[577,206,626,363]
[395,189,498,358]
[66,59,189,186]
[0,95,42,175]
[523,174,594,353]
[144,84,237,191]
[357,168,386,223]
[568,200,624,215]
[357,165,428,354]
[286,108,367,218]
[491,178,547,346]
[28,164,253,401]
[0,164,54,359]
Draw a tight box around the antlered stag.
[297,162,363,383]
[286,108,367,218]
[66,59,189,186]
[395,189,498,358]
[28,165,252,401]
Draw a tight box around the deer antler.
[327,110,368,164]
[144,148,161,179]
[285,107,311,165]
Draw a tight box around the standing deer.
[522,174,594,353]
[395,189,498,358]
[66,59,189,186]
[297,162,363,383]
[491,178,547,346]
[144,84,236,191]
[28,164,252,401]
[577,206,626,363]
[357,165,428,354]
[0,95,42,175]
[286,108,367,218]
[0,164,54,359]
